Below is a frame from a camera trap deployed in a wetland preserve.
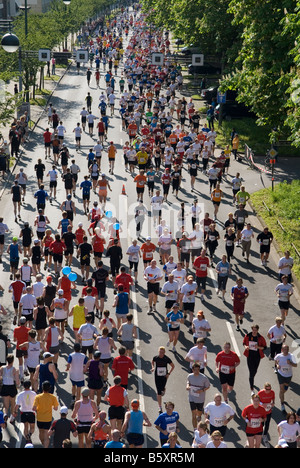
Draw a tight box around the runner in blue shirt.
[7,237,22,280]
[58,212,72,235]
[165,304,184,352]
[216,254,231,302]
[146,166,156,197]
[154,401,180,447]
[80,176,92,214]
[34,185,49,211]
[104,429,126,448]
[86,150,95,168]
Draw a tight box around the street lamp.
[63,1,71,4]
[1,33,20,53]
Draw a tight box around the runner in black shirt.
[91,261,109,317]
[78,236,93,284]
[151,346,175,413]
[62,225,76,267]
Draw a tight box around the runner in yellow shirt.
[69,297,88,343]
[107,141,117,175]
[211,183,223,220]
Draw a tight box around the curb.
[0,61,72,200]
[248,199,300,299]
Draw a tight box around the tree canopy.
[141,0,300,146]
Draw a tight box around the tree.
[220,0,297,136]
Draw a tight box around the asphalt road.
[0,14,299,449]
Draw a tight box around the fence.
[244,144,272,174]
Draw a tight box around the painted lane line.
[122,193,147,447]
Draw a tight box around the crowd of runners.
[0,2,299,450]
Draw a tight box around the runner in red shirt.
[75,223,86,247]
[49,234,66,276]
[193,249,210,301]
[13,318,30,380]
[81,279,98,298]
[91,232,106,267]
[258,383,275,445]
[112,347,135,388]
[43,128,52,158]
[231,278,249,331]
[114,267,133,294]
[9,273,26,325]
[216,342,240,403]
[242,394,267,448]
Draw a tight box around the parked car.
[214,101,255,120]
[181,45,202,55]
[188,63,221,76]
[175,38,185,47]
[201,86,218,103]
[201,88,239,103]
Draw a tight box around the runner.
[275,275,293,324]
[231,278,249,331]
[215,342,240,403]
[165,303,184,352]
[241,394,267,448]
[143,259,163,314]
[121,399,151,448]
[274,344,298,413]
[186,362,210,430]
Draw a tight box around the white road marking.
[122,194,147,447]
[208,268,241,356]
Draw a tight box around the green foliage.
[141,0,300,147]
[0,0,111,99]
[0,91,24,127]
[251,181,300,280]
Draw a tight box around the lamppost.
[1,0,71,100]
[1,0,30,98]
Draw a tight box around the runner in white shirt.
[189,223,204,262]
[185,338,208,372]
[181,276,197,326]
[126,240,141,282]
[19,287,37,327]
[278,251,294,282]
[18,329,42,390]
[73,123,82,150]
[57,122,66,142]
[192,310,211,343]
[87,112,99,136]
[240,223,254,263]
[144,259,163,314]
[162,256,177,280]
[275,276,293,323]
[161,275,179,312]
[108,93,116,115]
[204,394,235,437]
[80,107,89,131]
[275,344,298,412]
[267,317,286,360]
[15,380,37,439]
[47,166,58,200]
[151,190,164,225]
[66,343,88,402]
[78,315,98,359]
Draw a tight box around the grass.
[29,97,47,107]
[35,88,51,96]
[251,180,300,281]
[44,75,60,82]
[215,117,300,157]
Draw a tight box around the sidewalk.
[0,63,71,197]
